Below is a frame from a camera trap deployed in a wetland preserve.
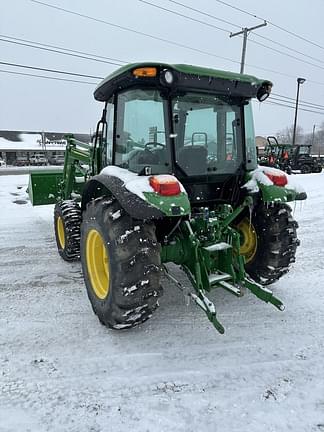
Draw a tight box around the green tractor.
[28,63,307,333]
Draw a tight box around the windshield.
[172,93,243,176]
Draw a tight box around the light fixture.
[162,69,174,85]
[257,81,272,102]
[292,77,306,146]
[132,67,157,77]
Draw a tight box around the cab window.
[115,89,170,174]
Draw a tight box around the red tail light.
[149,175,181,196]
[264,172,288,187]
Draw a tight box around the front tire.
[237,203,299,285]
[80,197,162,329]
[54,200,81,261]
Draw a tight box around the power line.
[29,0,324,86]
[0,37,124,67]
[5,31,324,88]
[271,96,324,112]
[142,0,324,71]
[249,61,324,87]
[2,64,324,115]
[273,92,324,110]
[213,0,324,52]
[0,34,127,64]
[246,38,324,72]
[29,0,243,68]
[2,60,324,111]
[166,0,241,29]
[0,69,96,85]
[262,100,324,115]
[0,61,103,80]
[167,0,324,67]
[6,0,324,86]
[251,33,324,66]
[138,0,229,34]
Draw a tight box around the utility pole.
[230,21,267,74]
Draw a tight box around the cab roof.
[94,62,271,102]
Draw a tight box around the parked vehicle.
[29,153,48,166]
[312,155,324,168]
[48,155,65,165]
[259,136,322,174]
[14,157,30,166]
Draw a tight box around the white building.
[0,131,89,165]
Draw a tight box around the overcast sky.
[1,0,324,136]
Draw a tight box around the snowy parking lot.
[0,173,324,432]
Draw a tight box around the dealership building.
[0,131,90,165]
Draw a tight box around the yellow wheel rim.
[57,216,65,249]
[237,218,257,263]
[85,229,110,299]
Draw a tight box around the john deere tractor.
[28,63,307,333]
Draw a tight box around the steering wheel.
[207,153,217,162]
[144,142,165,150]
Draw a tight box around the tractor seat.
[138,149,159,165]
[177,145,208,175]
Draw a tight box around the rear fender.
[258,183,307,203]
[244,167,307,203]
[82,174,163,220]
[82,172,191,220]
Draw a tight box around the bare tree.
[302,123,324,155]
[276,125,304,144]
[315,122,324,155]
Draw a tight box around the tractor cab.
[292,144,312,163]
[93,63,272,204]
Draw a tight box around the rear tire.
[54,200,81,261]
[300,164,311,174]
[237,203,299,285]
[80,197,162,329]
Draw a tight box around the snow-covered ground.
[0,173,324,432]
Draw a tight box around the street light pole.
[292,77,306,146]
[311,124,316,146]
[230,21,267,74]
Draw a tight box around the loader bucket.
[28,169,63,205]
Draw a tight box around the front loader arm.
[61,136,91,200]
[28,135,91,206]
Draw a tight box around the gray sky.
[1,0,324,136]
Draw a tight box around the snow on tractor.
[28,63,307,333]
